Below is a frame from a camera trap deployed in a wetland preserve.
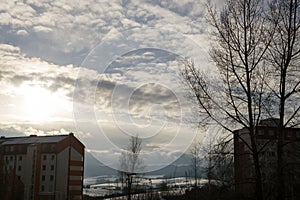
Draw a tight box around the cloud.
[84,122,199,172]
[33,25,52,33]
[90,48,185,127]
[0,44,21,53]
[0,43,187,129]
[16,29,29,36]
[0,0,226,172]
[0,123,77,138]
[0,125,26,137]
[0,44,90,123]
[0,44,77,93]
[0,0,220,66]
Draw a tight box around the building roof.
[259,118,280,127]
[0,134,71,145]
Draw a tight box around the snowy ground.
[84,175,211,197]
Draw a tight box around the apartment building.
[0,133,85,200]
[234,119,300,199]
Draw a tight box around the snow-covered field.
[84,175,211,197]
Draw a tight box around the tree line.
[182,0,299,200]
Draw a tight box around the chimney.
[30,134,37,137]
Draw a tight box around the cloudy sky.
[0,0,224,172]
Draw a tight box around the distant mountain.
[84,151,118,178]
[84,151,205,178]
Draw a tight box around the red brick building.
[0,133,85,200]
[234,119,300,199]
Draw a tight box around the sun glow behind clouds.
[19,84,71,122]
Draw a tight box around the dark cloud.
[129,83,180,114]
[109,48,180,71]
[144,0,205,18]
[11,75,32,86]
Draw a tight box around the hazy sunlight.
[20,84,70,122]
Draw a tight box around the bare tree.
[119,136,143,200]
[203,138,215,200]
[190,143,201,187]
[204,135,234,189]
[266,0,300,199]
[181,1,275,199]
[267,0,300,128]
[200,134,234,200]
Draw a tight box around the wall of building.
[0,134,85,200]
[234,126,300,199]
[39,153,56,198]
[24,144,38,200]
[69,147,84,200]
[56,147,69,200]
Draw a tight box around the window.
[51,155,55,160]
[286,132,292,138]
[42,144,49,152]
[51,165,54,171]
[296,131,300,138]
[268,130,274,136]
[18,145,24,152]
[271,152,275,157]
[42,175,45,181]
[10,156,13,161]
[18,176,21,180]
[50,144,56,151]
[50,175,54,181]
[41,185,45,192]
[19,156,22,161]
[43,155,47,160]
[18,165,22,171]
[42,165,46,171]
[49,185,53,192]
[266,151,275,157]
[257,130,264,136]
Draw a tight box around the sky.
[0,0,224,173]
